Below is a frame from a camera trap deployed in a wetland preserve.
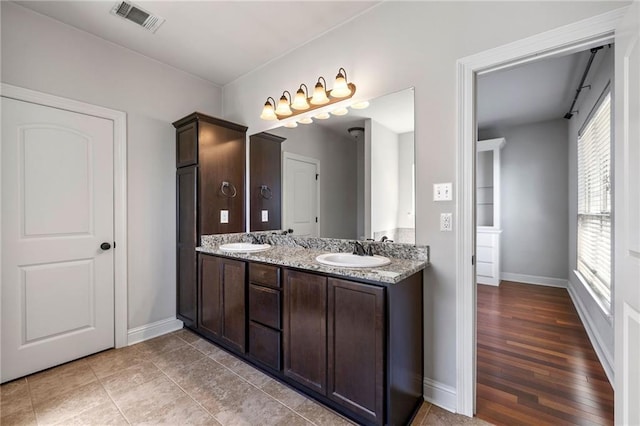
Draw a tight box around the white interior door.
[614,3,640,425]
[283,153,319,237]
[1,97,115,383]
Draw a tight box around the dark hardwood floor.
[476,281,613,426]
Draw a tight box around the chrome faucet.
[352,241,374,256]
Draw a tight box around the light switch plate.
[433,183,453,201]
[261,210,269,222]
[220,210,229,224]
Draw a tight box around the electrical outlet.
[440,213,452,231]
[261,210,269,222]
[434,183,453,201]
[220,210,229,224]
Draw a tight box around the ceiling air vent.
[110,1,165,33]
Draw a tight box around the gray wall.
[568,45,614,377]
[479,119,569,280]
[271,125,358,240]
[1,2,222,330]
[221,0,626,403]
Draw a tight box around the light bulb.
[331,107,349,116]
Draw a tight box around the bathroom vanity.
[190,233,428,426]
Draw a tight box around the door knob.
[100,242,112,250]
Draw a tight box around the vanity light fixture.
[314,112,330,120]
[298,117,313,124]
[259,67,357,121]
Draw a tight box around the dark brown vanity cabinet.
[198,254,246,353]
[249,132,285,232]
[282,271,386,424]
[174,113,247,329]
[248,263,282,370]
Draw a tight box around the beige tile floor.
[0,329,489,425]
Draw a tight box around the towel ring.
[260,185,273,200]
[221,181,237,198]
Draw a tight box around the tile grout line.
[88,363,133,425]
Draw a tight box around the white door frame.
[282,151,320,236]
[454,8,627,416]
[1,83,128,349]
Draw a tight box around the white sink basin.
[316,253,391,268]
[219,243,271,253]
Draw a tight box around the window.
[577,91,612,308]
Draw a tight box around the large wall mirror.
[250,87,415,244]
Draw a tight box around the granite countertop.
[196,232,429,285]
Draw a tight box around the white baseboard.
[500,272,568,288]
[423,378,457,413]
[127,317,184,346]
[566,284,614,386]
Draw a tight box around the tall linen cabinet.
[173,112,247,327]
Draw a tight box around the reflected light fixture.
[260,68,357,121]
[284,121,298,128]
[331,107,349,116]
[314,112,330,120]
[298,117,313,124]
[351,101,370,110]
[260,97,277,120]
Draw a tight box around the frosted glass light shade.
[291,88,310,110]
[275,94,292,116]
[310,82,330,105]
[314,112,330,120]
[331,107,349,116]
[260,100,277,120]
[331,71,351,98]
[298,117,313,124]
[284,121,298,128]
[351,101,370,109]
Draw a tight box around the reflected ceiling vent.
[110,1,165,33]
[348,127,365,139]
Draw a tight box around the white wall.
[370,120,400,237]
[1,3,222,331]
[567,45,614,380]
[221,1,626,404]
[479,119,569,281]
[270,125,357,239]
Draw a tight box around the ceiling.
[477,46,610,129]
[15,0,379,86]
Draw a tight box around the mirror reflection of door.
[283,152,319,237]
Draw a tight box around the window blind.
[577,92,611,307]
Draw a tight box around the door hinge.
[315,173,319,180]
[471,255,475,265]
[315,217,318,223]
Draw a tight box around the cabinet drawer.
[249,284,281,329]
[249,322,281,370]
[476,232,496,248]
[249,263,280,288]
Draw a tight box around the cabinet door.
[199,254,221,338]
[283,270,327,395]
[176,166,197,327]
[328,278,384,425]
[220,258,247,353]
[176,122,197,168]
